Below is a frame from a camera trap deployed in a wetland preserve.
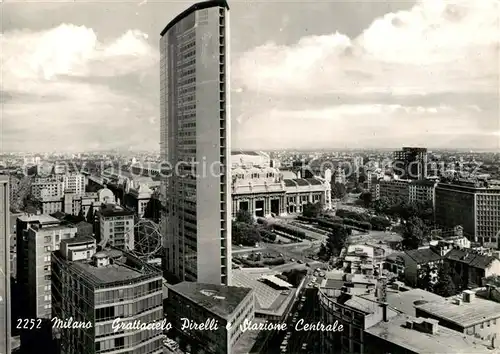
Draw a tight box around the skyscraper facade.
[0,176,10,354]
[160,0,232,285]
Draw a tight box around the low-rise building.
[231,268,297,321]
[166,282,254,354]
[403,246,446,287]
[444,249,500,289]
[416,290,500,340]
[343,244,386,276]
[365,313,498,353]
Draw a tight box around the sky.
[1,0,499,152]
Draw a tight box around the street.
[266,277,319,354]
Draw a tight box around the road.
[266,277,318,354]
[232,247,265,254]
[287,287,318,354]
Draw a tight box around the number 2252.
[16,319,42,330]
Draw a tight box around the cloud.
[231,0,499,150]
[234,0,499,96]
[1,23,158,151]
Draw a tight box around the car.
[302,343,308,350]
[297,260,303,264]
[291,258,295,262]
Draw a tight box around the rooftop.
[366,314,497,353]
[73,259,142,284]
[18,213,60,224]
[232,269,295,317]
[160,0,229,36]
[61,248,160,287]
[60,236,95,246]
[283,178,325,188]
[405,247,442,264]
[446,248,497,269]
[231,151,261,156]
[99,205,134,217]
[416,295,500,328]
[385,288,444,316]
[169,282,252,320]
[29,223,76,234]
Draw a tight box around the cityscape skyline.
[2,0,498,152]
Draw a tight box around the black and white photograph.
[0,0,499,353]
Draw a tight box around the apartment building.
[435,179,500,248]
[27,224,77,319]
[97,204,134,250]
[52,238,163,354]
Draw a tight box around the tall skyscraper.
[160,0,232,285]
[0,176,11,354]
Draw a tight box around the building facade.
[166,282,254,354]
[435,180,500,248]
[97,205,134,250]
[231,166,332,217]
[16,214,61,318]
[377,179,436,206]
[0,176,10,354]
[393,147,428,180]
[160,0,231,285]
[27,224,77,319]
[52,240,164,354]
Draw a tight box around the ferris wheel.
[128,219,162,260]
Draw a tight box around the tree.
[373,197,391,214]
[302,202,322,218]
[417,264,435,291]
[434,263,456,297]
[86,207,95,224]
[326,224,349,256]
[360,192,373,208]
[232,222,261,246]
[401,216,426,250]
[282,269,307,287]
[332,182,347,199]
[370,216,391,231]
[235,209,253,224]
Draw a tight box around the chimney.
[462,290,475,303]
[424,319,439,335]
[492,335,497,349]
[381,302,388,322]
